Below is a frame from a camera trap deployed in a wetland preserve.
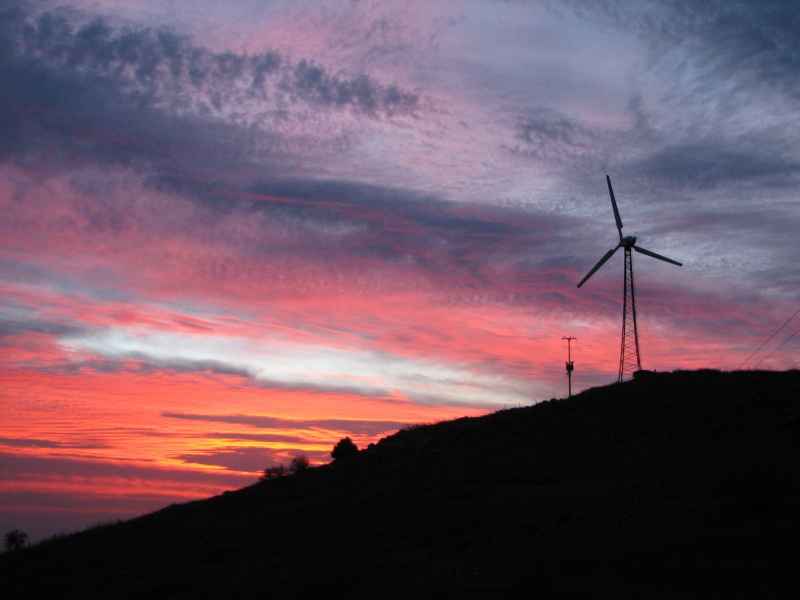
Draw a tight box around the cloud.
[0,9,418,126]
[163,411,410,437]
[57,324,536,407]
[565,0,800,89]
[529,1,800,194]
[624,139,800,189]
[0,451,250,489]
[507,108,618,175]
[0,3,420,189]
[0,437,106,449]
[1,5,419,120]
[175,447,284,473]
[621,1,800,100]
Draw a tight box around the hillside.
[2,369,800,599]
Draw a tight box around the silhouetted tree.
[4,529,28,551]
[289,455,310,474]
[331,437,358,460]
[260,455,311,483]
[260,464,288,482]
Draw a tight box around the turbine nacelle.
[621,235,637,249]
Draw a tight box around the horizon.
[2,0,800,543]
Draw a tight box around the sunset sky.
[2,0,799,543]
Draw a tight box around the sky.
[2,0,799,543]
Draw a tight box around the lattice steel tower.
[618,246,641,382]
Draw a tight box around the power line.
[752,324,800,369]
[737,306,800,370]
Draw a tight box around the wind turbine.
[577,175,682,382]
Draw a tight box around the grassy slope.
[2,370,800,599]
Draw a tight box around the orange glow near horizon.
[1,332,493,501]
[1,304,746,541]
[1,338,497,540]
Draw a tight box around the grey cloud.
[1,3,566,293]
[162,411,409,436]
[626,1,800,100]
[145,173,572,309]
[0,437,106,449]
[206,432,307,445]
[244,177,533,241]
[0,316,79,341]
[0,490,165,514]
[151,358,254,379]
[200,367,389,399]
[0,3,420,199]
[565,0,800,94]
[175,447,283,473]
[554,1,800,191]
[0,5,418,127]
[513,110,602,158]
[239,177,566,267]
[624,139,800,189]
[506,109,624,180]
[0,451,248,488]
[509,92,800,192]
[0,50,271,177]
[61,350,396,399]
[289,59,417,116]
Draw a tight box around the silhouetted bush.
[4,529,27,551]
[331,437,359,460]
[260,464,288,482]
[260,455,311,482]
[289,455,310,474]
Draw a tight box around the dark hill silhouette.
[2,369,800,598]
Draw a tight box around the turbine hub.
[621,235,636,248]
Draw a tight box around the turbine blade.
[577,247,618,288]
[633,245,682,266]
[606,175,623,240]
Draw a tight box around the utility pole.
[563,336,576,398]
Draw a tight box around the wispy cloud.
[163,412,415,436]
